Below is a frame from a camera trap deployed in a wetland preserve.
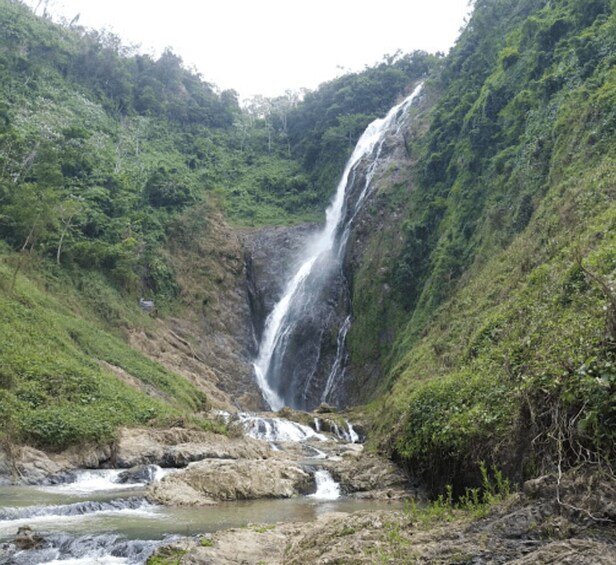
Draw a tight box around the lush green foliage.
[0,254,209,450]
[286,51,439,199]
[0,0,431,297]
[353,0,616,491]
[0,0,321,305]
[0,0,433,450]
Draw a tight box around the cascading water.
[253,83,423,410]
[308,470,341,501]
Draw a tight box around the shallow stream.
[0,417,402,564]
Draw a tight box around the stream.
[0,416,401,564]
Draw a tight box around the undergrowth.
[0,252,212,451]
[406,463,512,524]
[361,0,616,493]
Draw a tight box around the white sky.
[25,0,472,99]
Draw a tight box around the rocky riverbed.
[0,408,422,563]
[150,470,616,564]
[2,410,615,564]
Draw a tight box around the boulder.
[114,427,271,468]
[15,526,45,550]
[148,458,314,505]
[322,451,416,499]
[0,446,70,485]
[117,464,160,484]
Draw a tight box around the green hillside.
[348,0,616,492]
[0,0,429,450]
[0,0,614,498]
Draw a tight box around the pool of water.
[0,470,403,564]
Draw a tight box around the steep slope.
[0,0,298,449]
[343,0,616,492]
[0,0,435,450]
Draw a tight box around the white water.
[37,466,168,494]
[253,84,423,409]
[239,413,327,442]
[321,314,351,402]
[346,421,359,444]
[0,466,394,564]
[46,558,128,565]
[253,257,318,410]
[309,470,341,501]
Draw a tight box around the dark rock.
[245,223,353,410]
[37,469,78,486]
[15,526,46,550]
[245,223,318,342]
[117,464,159,484]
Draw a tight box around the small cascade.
[36,469,161,495]
[5,532,165,565]
[314,417,321,432]
[0,497,155,523]
[346,421,360,444]
[321,314,351,403]
[253,83,424,410]
[309,470,341,501]
[310,417,362,444]
[304,446,328,460]
[238,413,327,443]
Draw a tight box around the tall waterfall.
[254,83,423,410]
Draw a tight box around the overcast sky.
[25,0,472,99]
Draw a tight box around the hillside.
[342,0,616,492]
[0,0,615,563]
[0,0,430,449]
[0,0,613,488]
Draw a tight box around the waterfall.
[309,470,341,500]
[321,314,351,403]
[0,497,155,522]
[3,533,163,565]
[253,83,423,410]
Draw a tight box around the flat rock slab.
[115,427,271,468]
[148,458,314,505]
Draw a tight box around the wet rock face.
[116,464,159,484]
[245,224,353,410]
[245,223,318,342]
[266,257,351,410]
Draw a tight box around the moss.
[146,548,188,565]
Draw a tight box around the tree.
[55,196,84,264]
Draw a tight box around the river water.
[0,419,401,564]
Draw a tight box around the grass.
[362,78,616,489]
[0,251,211,451]
[252,524,276,534]
[146,548,188,565]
